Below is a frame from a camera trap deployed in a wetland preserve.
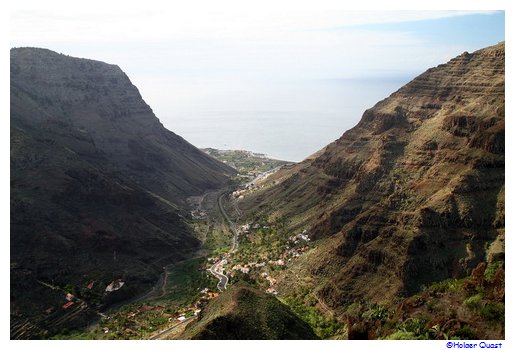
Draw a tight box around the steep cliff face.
[240,43,504,309]
[10,48,235,337]
[10,48,234,199]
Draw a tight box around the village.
[207,219,313,296]
[37,153,308,340]
[95,286,222,339]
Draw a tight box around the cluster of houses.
[260,272,277,286]
[288,230,310,244]
[261,273,278,294]
[232,189,246,199]
[121,302,204,332]
[199,288,220,301]
[232,265,250,274]
[191,209,208,220]
[283,246,310,260]
[230,261,267,275]
[268,259,285,266]
[60,279,100,311]
[280,230,312,261]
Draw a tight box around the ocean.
[157,77,413,162]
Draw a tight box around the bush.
[362,303,390,321]
[385,331,419,340]
[479,303,504,322]
[484,261,503,282]
[432,279,462,293]
[396,317,431,339]
[463,294,482,310]
[283,297,342,339]
[345,302,363,319]
[150,316,168,327]
[426,300,438,312]
[454,325,477,340]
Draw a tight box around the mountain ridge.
[10,47,235,338]
[239,42,504,312]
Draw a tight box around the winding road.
[150,191,239,340]
[208,192,239,291]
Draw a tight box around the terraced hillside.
[238,42,505,331]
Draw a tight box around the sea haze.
[157,77,413,162]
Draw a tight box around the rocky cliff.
[10,48,235,338]
[240,43,504,311]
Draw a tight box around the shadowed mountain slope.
[10,48,235,338]
[179,284,319,340]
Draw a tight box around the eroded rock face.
[10,48,235,337]
[241,43,504,309]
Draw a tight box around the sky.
[6,4,506,159]
[9,6,504,126]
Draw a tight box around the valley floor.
[27,149,504,340]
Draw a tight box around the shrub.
[454,325,477,340]
[150,316,168,327]
[362,303,390,321]
[426,300,438,312]
[479,303,504,322]
[432,279,462,293]
[385,331,419,340]
[484,261,503,282]
[345,302,363,319]
[463,294,483,310]
[396,317,431,339]
[282,296,342,339]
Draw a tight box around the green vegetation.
[50,330,98,340]
[202,148,290,181]
[362,303,391,321]
[454,325,477,340]
[479,302,504,323]
[385,331,420,340]
[202,222,233,253]
[463,294,483,310]
[358,266,505,341]
[396,317,431,339]
[157,257,215,306]
[429,278,463,293]
[282,296,343,339]
[484,261,503,282]
[181,284,319,340]
[93,300,203,340]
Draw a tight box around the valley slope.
[179,283,319,340]
[10,48,235,338]
[238,42,505,335]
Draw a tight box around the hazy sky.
[9,3,505,159]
